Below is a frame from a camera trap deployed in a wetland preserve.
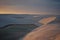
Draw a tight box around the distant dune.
[23,24,60,40]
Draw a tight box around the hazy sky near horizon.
[0,0,60,15]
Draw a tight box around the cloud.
[0,0,60,15]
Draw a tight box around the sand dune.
[23,24,60,40]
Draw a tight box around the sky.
[0,0,60,15]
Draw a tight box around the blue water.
[0,14,60,40]
[0,14,60,27]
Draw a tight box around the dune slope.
[23,24,60,40]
